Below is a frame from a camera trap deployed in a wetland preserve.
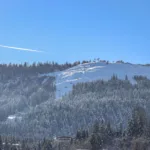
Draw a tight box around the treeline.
[71,74,150,96]
[75,106,150,150]
[0,61,80,80]
[0,59,131,81]
[0,59,97,80]
[0,59,103,80]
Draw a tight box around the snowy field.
[42,62,150,98]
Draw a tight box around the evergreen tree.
[21,140,26,150]
[37,142,41,150]
[125,75,128,81]
[93,121,100,134]
[127,107,147,137]
[81,130,86,139]
[0,135,2,150]
[90,134,100,150]
[42,140,52,150]
[85,130,89,138]
[4,138,9,150]
[11,146,17,150]
[76,131,82,140]
[106,122,113,138]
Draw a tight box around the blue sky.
[0,0,150,64]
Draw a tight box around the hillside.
[0,61,150,139]
[43,61,150,98]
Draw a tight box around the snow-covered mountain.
[43,62,150,98]
[1,61,150,138]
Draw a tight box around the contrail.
[0,44,44,53]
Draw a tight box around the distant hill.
[0,60,150,139]
[42,61,150,98]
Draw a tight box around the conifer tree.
[0,135,2,150]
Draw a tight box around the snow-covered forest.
[0,60,150,141]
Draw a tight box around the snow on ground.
[7,115,22,121]
[8,115,16,120]
[41,62,150,98]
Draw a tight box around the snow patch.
[8,115,16,120]
[7,115,22,121]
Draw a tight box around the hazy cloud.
[0,44,44,53]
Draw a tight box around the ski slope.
[42,62,150,98]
